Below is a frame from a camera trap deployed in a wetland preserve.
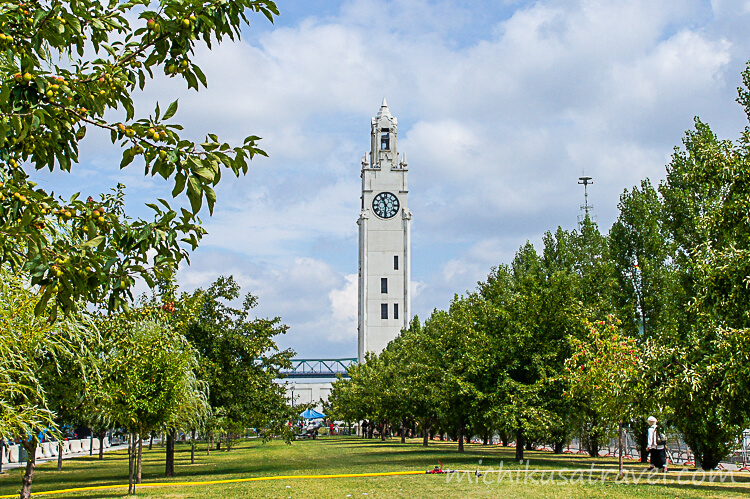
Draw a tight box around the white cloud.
[200,177,359,263]
[327,274,358,343]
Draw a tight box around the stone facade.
[357,99,412,362]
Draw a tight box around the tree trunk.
[482,432,489,445]
[149,434,153,450]
[57,441,63,471]
[191,429,196,465]
[618,422,624,478]
[422,422,430,447]
[136,434,143,484]
[554,441,564,454]
[457,422,465,453]
[588,435,599,458]
[400,420,406,444]
[128,433,136,495]
[207,434,211,455]
[20,439,37,499]
[515,429,525,461]
[165,430,175,477]
[98,431,106,460]
[502,433,509,447]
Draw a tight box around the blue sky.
[45,0,750,358]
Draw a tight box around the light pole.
[290,383,296,408]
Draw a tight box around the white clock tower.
[357,99,412,362]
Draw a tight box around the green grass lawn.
[0,437,748,498]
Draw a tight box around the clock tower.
[357,99,412,362]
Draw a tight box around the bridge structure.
[280,358,357,379]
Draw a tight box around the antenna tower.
[577,175,596,225]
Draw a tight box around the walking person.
[646,416,668,472]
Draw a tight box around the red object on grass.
[426,461,447,474]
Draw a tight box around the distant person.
[646,416,668,472]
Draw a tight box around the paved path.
[1,442,130,472]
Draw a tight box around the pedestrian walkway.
[1,442,129,472]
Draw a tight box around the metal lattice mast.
[577,175,595,225]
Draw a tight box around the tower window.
[380,131,390,150]
[394,303,399,320]
[394,255,399,270]
[381,303,388,319]
[381,278,388,294]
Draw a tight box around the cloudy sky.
[45,0,750,358]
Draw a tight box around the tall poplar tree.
[649,62,750,469]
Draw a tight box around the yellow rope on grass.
[0,470,426,497]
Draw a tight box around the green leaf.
[192,166,214,182]
[162,100,178,120]
[172,172,187,197]
[204,185,216,215]
[193,66,207,88]
[186,175,203,213]
[11,115,22,132]
[34,289,52,316]
[120,149,135,169]
[185,71,198,91]
[80,235,106,249]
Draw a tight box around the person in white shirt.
[646,416,668,471]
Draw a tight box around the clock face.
[372,192,400,219]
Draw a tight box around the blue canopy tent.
[300,408,326,420]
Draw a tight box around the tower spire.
[377,97,391,118]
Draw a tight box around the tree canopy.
[0,0,277,316]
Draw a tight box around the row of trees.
[4,268,293,497]
[330,62,750,473]
[0,0,290,497]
